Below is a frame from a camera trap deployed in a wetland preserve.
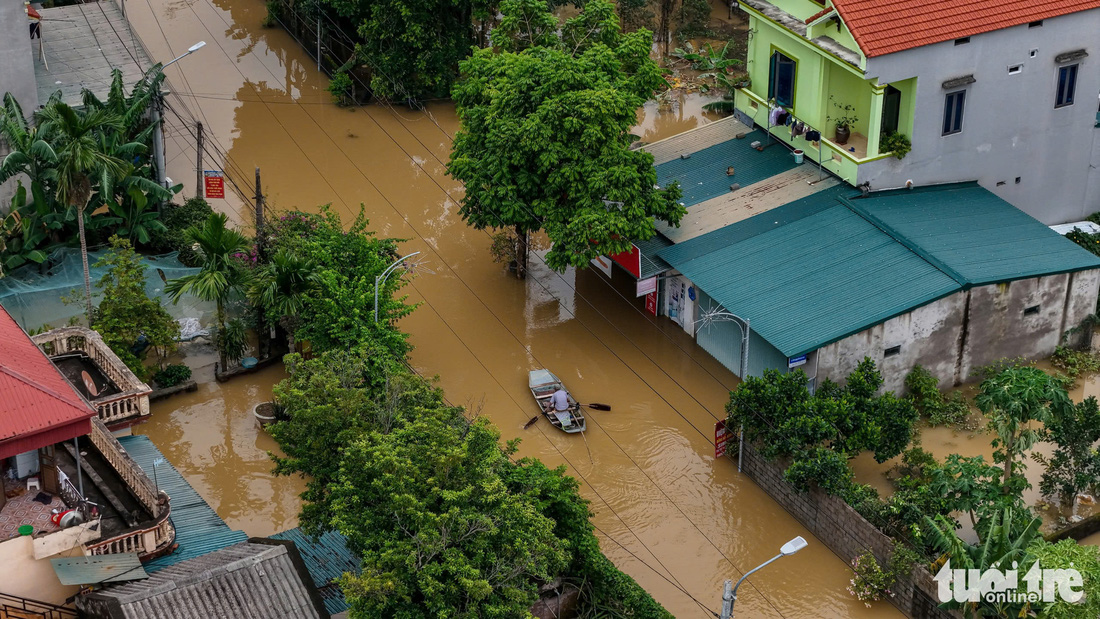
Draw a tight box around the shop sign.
[715,420,730,458]
[636,276,657,297]
[203,170,225,199]
[644,291,657,316]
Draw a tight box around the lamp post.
[148,41,206,189]
[374,251,420,323]
[696,305,750,471]
[720,536,808,619]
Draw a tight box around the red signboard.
[610,243,641,278]
[714,419,730,459]
[645,291,657,316]
[203,170,225,199]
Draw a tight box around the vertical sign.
[591,255,613,278]
[714,419,730,459]
[636,276,658,297]
[203,170,225,199]
[610,244,641,278]
[644,291,657,316]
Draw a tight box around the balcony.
[0,419,173,562]
[32,327,151,429]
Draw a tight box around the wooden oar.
[581,403,611,411]
[580,426,593,463]
[523,415,540,429]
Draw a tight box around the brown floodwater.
[121,1,901,615]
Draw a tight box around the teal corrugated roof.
[659,197,960,358]
[655,130,797,207]
[634,233,673,278]
[117,435,248,572]
[271,527,358,615]
[849,183,1100,285]
[52,553,148,585]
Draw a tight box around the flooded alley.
[118,0,899,615]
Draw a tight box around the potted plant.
[827,96,859,145]
[880,132,911,159]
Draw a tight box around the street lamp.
[696,304,750,471]
[374,251,421,323]
[720,536,808,619]
[146,41,206,189]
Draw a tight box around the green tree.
[92,236,180,378]
[976,366,1071,492]
[448,0,684,278]
[248,249,321,353]
[333,412,568,617]
[1037,396,1100,504]
[164,212,251,369]
[929,454,1017,529]
[35,100,131,317]
[1030,539,1100,619]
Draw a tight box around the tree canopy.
[448,0,683,275]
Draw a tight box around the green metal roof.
[271,527,359,615]
[118,435,249,572]
[658,182,1100,358]
[52,553,148,585]
[848,183,1100,285]
[660,198,960,357]
[634,233,673,278]
[654,130,798,207]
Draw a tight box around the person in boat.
[544,387,574,422]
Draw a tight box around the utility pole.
[254,167,264,244]
[316,15,321,72]
[195,122,204,199]
[720,580,733,619]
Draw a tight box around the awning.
[52,554,149,585]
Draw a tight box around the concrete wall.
[0,0,40,212]
[817,270,1100,391]
[860,10,1100,224]
[738,439,959,619]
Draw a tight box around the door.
[38,445,60,495]
[768,51,796,108]
[881,85,901,136]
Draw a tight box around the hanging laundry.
[791,122,804,138]
[805,130,821,142]
[784,113,794,127]
[776,110,790,126]
[769,107,782,126]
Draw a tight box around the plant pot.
[834,126,850,144]
[253,402,278,426]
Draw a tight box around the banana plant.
[99,176,179,245]
[1,181,51,272]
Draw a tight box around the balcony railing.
[0,592,78,618]
[32,327,152,428]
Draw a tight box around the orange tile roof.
[805,6,834,23]
[0,306,95,459]
[832,0,1100,57]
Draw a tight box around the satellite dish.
[81,370,99,397]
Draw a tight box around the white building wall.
[858,10,1100,224]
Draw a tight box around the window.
[1008,65,1022,75]
[884,345,901,357]
[1028,20,1043,28]
[1024,305,1040,316]
[768,51,796,108]
[1015,177,1022,184]
[1030,49,1038,58]
[943,91,965,135]
[954,37,970,45]
[1056,64,1078,107]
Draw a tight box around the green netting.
[0,247,215,333]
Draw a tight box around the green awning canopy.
[52,553,148,585]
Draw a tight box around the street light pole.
[696,305,750,471]
[374,251,420,323]
[720,536,808,619]
[148,41,206,189]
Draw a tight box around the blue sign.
[788,355,807,368]
[688,286,696,301]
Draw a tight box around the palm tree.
[35,100,131,318]
[164,213,251,369]
[248,249,320,355]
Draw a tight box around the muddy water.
[122,1,899,615]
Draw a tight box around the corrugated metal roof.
[659,191,960,357]
[655,130,799,208]
[0,306,96,459]
[52,554,148,585]
[633,233,674,279]
[75,541,325,619]
[658,182,1100,358]
[850,183,1100,285]
[270,527,359,615]
[643,117,752,165]
[117,435,249,572]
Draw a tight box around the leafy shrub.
[148,198,214,266]
[262,0,280,27]
[880,132,911,159]
[327,71,354,106]
[215,318,249,367]
[903,365,970,427]
[153,363,192,388]
[1051,345,1100,382]
[785,446,852,494]
[677,0,711,36]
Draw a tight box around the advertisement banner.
[636,276,657,297]
[591,255,613,278]
[714,420,730,459]
[610,244,641,278]
[644,291,657,316]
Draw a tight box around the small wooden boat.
[529,369,586,433]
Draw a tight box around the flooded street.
[122,0,899,615]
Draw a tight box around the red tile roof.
[0,306,95,460]
[805,6,834,23]
[831,0,1100,57]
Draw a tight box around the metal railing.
[0,592,78,618]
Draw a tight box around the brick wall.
[739,439,959,619]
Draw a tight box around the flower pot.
[834,126,851,144]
